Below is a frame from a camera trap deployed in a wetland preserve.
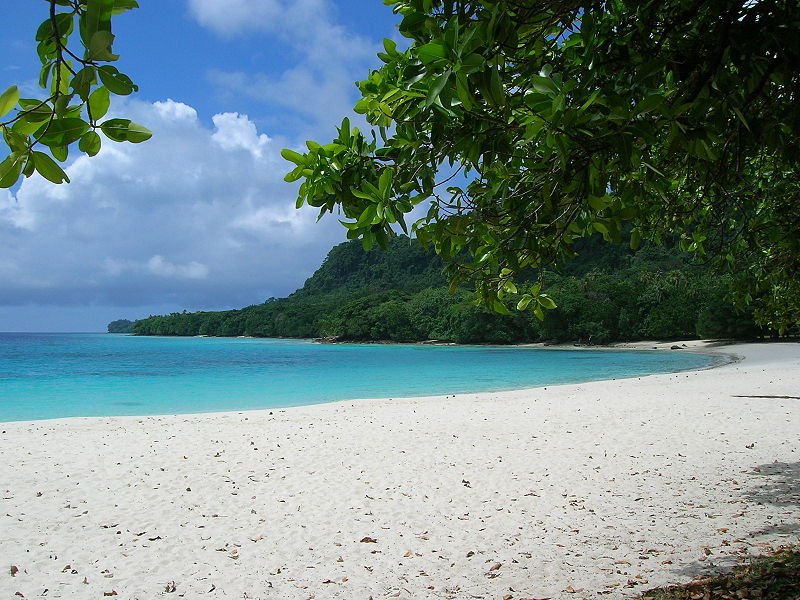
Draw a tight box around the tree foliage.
[285,0,800,332]
[107,318,134,333]
[127,236,766,343]
[0,0,149,188]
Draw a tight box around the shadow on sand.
[668,460,800,580]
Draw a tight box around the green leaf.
[53,94,72,118]
[97,66,137,95]
[460,53,484,71]
[732,106,751,132]
[357,204,378,227]
[285,167,304,184]
[78,130,102,156]
[35,18,54,42]
[38,63,53,89]
[492,299,511,315]
[21,154,35,177]
[36,14,73,42]
[593,221,609,235]
[587,195,611,211]
[83,0,114,45]
[89,30,119,61]
[455,71,476,109]
[280,148,307,166]
[635,93,664,115]
[349,186,377,202]
[3,128,29,153]
[112,0,139,15]
[531,75,559,97]
[99,118,152,142]
[32,151,70,184]
[88,86,111,120]
[378,169,393,198]
[0,85,19,118]
[51,145,68,161]
[13,115,46,135]
[339,117,350,143]
[538,295,557,310]
[50,62,72,95]
[488,68,504,106]
[70,67,96,100]
[630,229,642,250]
[19,98,49,111]
[361,232,375,251]
[416,42,447,65]
[579,89,602,112]
[37,118,90,146]
[425,69,451,108]
[0,152,26,188]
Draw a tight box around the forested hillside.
[107,319,135,333]
[124,236,764,343]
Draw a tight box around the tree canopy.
[284,0,800,332]
[0,0,149,187]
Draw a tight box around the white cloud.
[211,112,271,159]
[147,256,209,280]
[103,255,210,280]
[153,99,198,122]
[187,0,282,37]
[0,98,345,311]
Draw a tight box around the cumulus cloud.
[187,0,282,37]
[0,98,345,313]
[211,112,271,158]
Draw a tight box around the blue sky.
[0,1,401,332]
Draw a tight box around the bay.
[0,333,721,422]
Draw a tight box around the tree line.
[120,236,768,344]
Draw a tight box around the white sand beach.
[1,342,798,599]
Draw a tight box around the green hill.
[107,319,135,334]
[122,235,764,343]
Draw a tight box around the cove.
[0,333,723,422]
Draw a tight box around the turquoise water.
[0,333,720,422]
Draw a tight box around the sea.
[0,333,722,422]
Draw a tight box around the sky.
[0,1,402,332]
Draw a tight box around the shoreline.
[0,338,733,426]
[1,342,798,599]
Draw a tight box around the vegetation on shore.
[107,319,135,334]
[639,546,800,600]
[119,235,768,344]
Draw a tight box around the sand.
[1,342,798,599]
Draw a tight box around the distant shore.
[1,342,798,599]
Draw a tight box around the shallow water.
[0,333,720,422]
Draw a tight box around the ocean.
[0,333,720,422]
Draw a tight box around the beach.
[1,342,798,599]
